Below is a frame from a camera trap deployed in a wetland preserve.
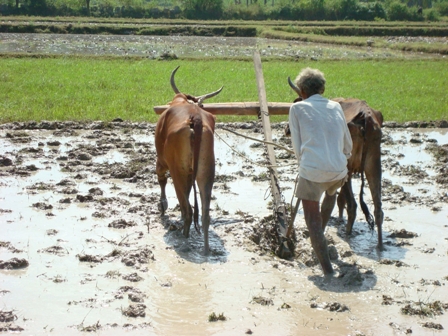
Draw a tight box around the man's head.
[294,68,326,98]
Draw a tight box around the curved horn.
[288,76,301,96]
[197,86,224,105]
[170,66,181,94]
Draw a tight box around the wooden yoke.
[154,102,292,116]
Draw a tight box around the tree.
[26,0,48,15]
[182,0,224,19]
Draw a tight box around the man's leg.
[302,199,334,275]
[321,177,346,231]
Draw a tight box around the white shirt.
[289,94,353,183]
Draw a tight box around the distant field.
[1,16,448,55]
[0,58,446,124]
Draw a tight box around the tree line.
[0,0,447,21]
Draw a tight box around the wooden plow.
[153,51,295,259]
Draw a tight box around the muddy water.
[1,122,448,335]
[0,33,445,60]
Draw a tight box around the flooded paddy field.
[0,33,446,59]
[1,120,447,335]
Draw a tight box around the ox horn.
[288,76,301,97]
[170,66,181,94]
[197,86,224,105]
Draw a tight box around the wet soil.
[1,33,446,60]
[1,120,447,335]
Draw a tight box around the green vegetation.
[0,57,446,124]
[208,312,227,322]
[0,0,447,21]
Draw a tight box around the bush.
[424,8,439,21]
[301,0,326,20]
[324,0,385,21]
[183,0,223,20]
[222,3,267,20]
[386,2,422,21]
[435,1,448,16]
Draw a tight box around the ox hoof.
[158,198,168,215]
[345,227,353,236]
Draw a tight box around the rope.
[216,127,301,239]
[215,130,295,169]
[220,127,295,155]
[214,131,264,167]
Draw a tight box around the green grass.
[0,57,446,124]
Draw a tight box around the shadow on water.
[306,215,416,292]
[308,258,378,293]
[161,215,229,264]
[329,216,409,263]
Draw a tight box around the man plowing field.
[288,67,353,275]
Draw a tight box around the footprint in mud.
[308,263,377,292]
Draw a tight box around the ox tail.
[359,112,375,231]
[359,171,375,231]
[190,115,202,234]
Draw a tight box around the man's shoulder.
[290,100,309,110]
[323,98,343,112]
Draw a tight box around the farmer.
[288,67,353,275]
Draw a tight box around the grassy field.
[0,57,446,124]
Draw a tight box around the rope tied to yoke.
[215,128,296,169]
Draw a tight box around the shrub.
[183,0,223,20]
[386,2,422,21]
[424,8,440,21]
[300,0,326,20]
[223,3,266,20]
[435,1,448,16]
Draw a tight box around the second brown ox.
[288,79,384,250]
[155,66,222,254]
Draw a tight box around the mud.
[0,120,448,335]
[1,33,446,60]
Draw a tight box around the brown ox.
[288,78,384,249]
[155,66,222,254]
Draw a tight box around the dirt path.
[1,121,447,335]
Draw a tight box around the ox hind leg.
[337,191,346,219]
[341,178,357,236]
[166,129,194,238]
[170,169,193,238]
[196,138,215,255]
[156,160,169,215]
[364,150,384,250]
